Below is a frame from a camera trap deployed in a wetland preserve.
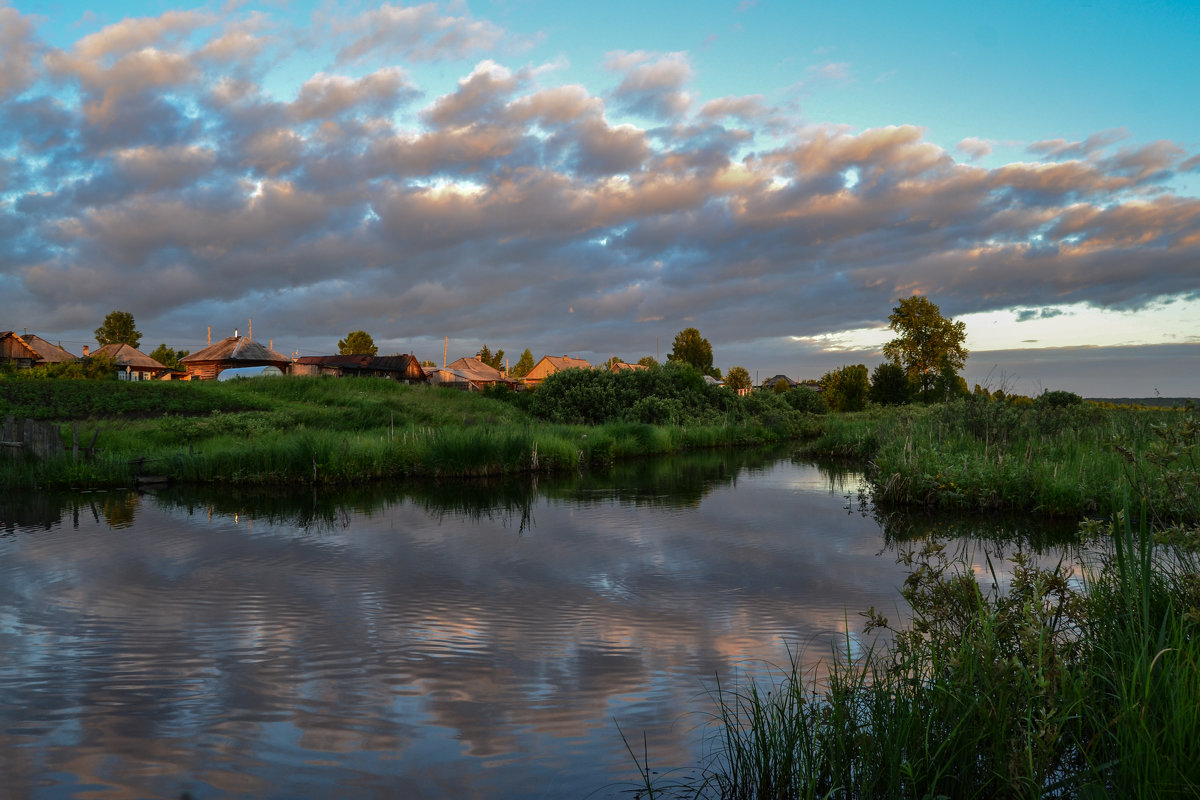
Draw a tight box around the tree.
[869,362,912,406]
[773,378,790,394]
[511,348,535,378]
[820,364,870,412]
[95,310,142,348]
[149,343,189,370]
[338,330,378,355]
[931,357,969,402]
[637,356,659,368]
[726,366,751,392]
[667,327,720,378]
[476,344,505,370]
[881,295,968,401]
[604,355,624,369]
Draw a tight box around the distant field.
[1087,396,1197,408]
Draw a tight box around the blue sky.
[1,0,1198,395]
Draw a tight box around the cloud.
[0,6,40,102]
[2,5,1198,398]
[956,137,992,161]
[333,2,507,65]
[606,51,694,120]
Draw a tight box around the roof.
[92,343,169,371]
[20,334,78,363]
[542,355,591,370]
[0,331,41,361]
[446,356,509,383]
[181,336,289,365]
[294,353,425,375]
[610,361,648,372]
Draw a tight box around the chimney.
[82,345,89,357]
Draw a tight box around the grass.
[629,510,1200,799]
[0,376,811,489]
[796,399,1200,527]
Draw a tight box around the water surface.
[0,449,1080,799]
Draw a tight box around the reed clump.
[632,512,1200,798]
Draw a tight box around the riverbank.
[797,398,1200,529]
[0,376,817,490]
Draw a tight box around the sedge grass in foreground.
[624,512,1200,799]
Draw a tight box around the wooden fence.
[1,415,64,460]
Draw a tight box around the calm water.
[0,449,1080,799]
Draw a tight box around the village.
[1,326,814,395]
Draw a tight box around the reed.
[633,511,1200,798]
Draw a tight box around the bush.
[783,385,828,414]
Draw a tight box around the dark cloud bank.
[1,6,1197,395]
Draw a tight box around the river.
[0,448,1081,799]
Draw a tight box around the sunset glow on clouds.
[1,0,1197,395]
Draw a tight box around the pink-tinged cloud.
[606,51,694,120]
[333,2,507,64]
[0,7,39,102]
[1027,128,1128,160]
[956,137,992,161]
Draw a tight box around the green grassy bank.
[797,397,1200,529]
[0,374,815,490]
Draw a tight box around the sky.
[1,0,1198,397]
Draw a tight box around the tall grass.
[0,376,804,489]
[635,511,1200,798]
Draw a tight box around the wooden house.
[445,357,515,389]
[292,354,426,383]
[91,343,172,381]
[0,332,42,368]
[180,335,291,380]
[522,355,593,388]
[21,334,80,366]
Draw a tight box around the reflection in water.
[0,450,1085,799]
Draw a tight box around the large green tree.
[511,348,535,378]
[667,327,720,379]
[869,362,913,406]
[95,310,142,348]
[881,295,968,401]
[637,356,659,368]
[726,366,752,391]
[149,343,189,370]
[820,364,870,412]
[338,330,378,355]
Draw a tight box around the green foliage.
[819,364,869,412]
[338,330,378,355]
[772,378,789,394]
[1036,389,1084,409]
[637,356,659,368]
[869,362,912,406]
[931,357,969,403]
[782,385,828,415]
[511,348,535,378]
[881,295,968,400]
[8,354,120,381]
[94,310,142,348]
[148,343,189,370]
[667,327,720,379]
[726,366,751,392]
[476,343,505,369]
[646,519,1200,799]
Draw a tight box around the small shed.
[92,343,172,381]
[522,355,593,388]
[180,335,291,381]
